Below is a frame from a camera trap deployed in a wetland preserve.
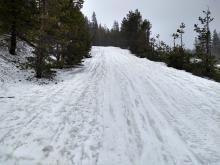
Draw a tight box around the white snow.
[0,46,220,165]
[0,44,34,89]
[190,58,202,64]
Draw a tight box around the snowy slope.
[0,47,220,165]
[0,42,34,88]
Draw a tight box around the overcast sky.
[82,0,220,49]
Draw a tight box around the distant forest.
[0,0,220,81]
[87,10,220,82]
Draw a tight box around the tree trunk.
[56,43,60,63]
[35,0,47,78]
[9,23,17,55]
[36,54,43,78]
[180,34,183,49]
[60,44,65,69]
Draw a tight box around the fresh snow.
[1,46,220,165]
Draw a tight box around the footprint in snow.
[42,145,54,157]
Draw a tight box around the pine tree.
[0,0,37,55]
[194,9,214,56]
[111,21,120,46]
[177,22,185,49]
[212,30,220,59]
[121,9,151,55]
[112,21,119,32]
[34,0,49,78]
[194,9,215,74]
[31,0,91,78]
[121,9,142,51]
[172,33,179,49]
[90,12,98,45]
[137,19,151,57]
[194,37,202,54]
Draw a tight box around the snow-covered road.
[1,47,220,165]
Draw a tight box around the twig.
[0,97,15,99]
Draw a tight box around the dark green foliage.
[0,0,37,55]
[167,48,185,70]
[90,12,98,45]
[121,10,151,55]
[88,15,122,47]
[194,9,215,76]
[88,9,151,55]
[177,23,185,49]
[157,46,220,81]
[87,9,220,83]
[172,33,179,49]
[212,30,220,60]
[144,9,220,83]
[0,0,91,78]
[50,1,91,67]
[1,3,220,83]
[33,0,91,77]
[110,21,122,47]
[121,10,142,51]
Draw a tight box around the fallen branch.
[0,97,15,99]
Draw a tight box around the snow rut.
[1,46,220,165]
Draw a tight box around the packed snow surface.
[1,47,220,165]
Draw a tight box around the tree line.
[1,3,220,82]
[88,10,152,57]
[0,0,91,78]
[88,9,220,82]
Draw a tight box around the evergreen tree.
[177,22,185,49]
[90,12,98,45]
[194,9,214,56]
[137,19,151,57]
[111,21,121,46]
[212,30,220,59]
[30,0,91,78]
[88,19,121,47]
[194,37,201,53]
[194,9,215,75]
[121,9,142,51]
[112,21,119,32]
[34,0,49,78]
[121,9,151,55]
[0,0,37,55]
[172,33,179,49]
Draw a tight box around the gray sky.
[82,0,220,49]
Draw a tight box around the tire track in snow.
[0,51,106,164]
[97,47,220,165]
[1,47,220,165]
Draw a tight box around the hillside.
[0,47,220,165]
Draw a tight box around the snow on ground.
[0,46,220,165]
[0,42,35,87]
[216,64,220,69]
